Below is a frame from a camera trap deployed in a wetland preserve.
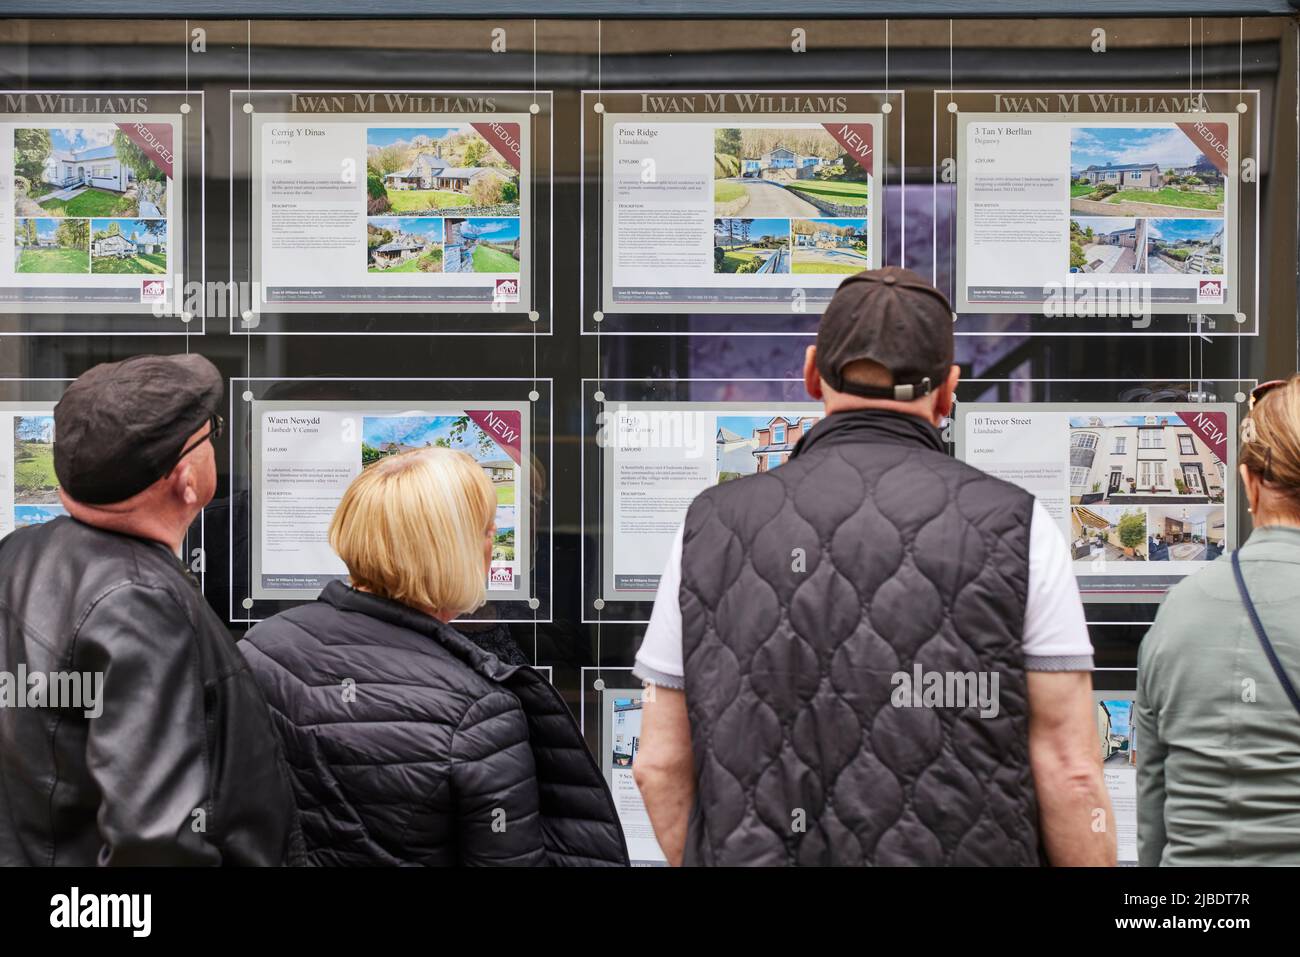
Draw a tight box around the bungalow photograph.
[715,412,820,482]
[713,125,869,219]
[366,216,443,273]
[12,126,165,219]
[791,217,870,274]
[713,217,791,274]
[1068,217,1147,274]
[443,217,521,274]
[1144,219,1225,275]
[1069,126,1225,218]
[366,126,520,217]
[89,218,167,274]
[13,217,89,274]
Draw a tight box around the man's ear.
[803,344,824,401]
[933,364,962,420]
[173,460,199,506]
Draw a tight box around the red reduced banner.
[466,409,523,465]
[1175,121,1230,174]
[114,121,174,179]
[1178,409,1230,464]
[470,122,522,172]
[821,122,873,170]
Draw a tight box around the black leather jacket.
[0,516,302,865]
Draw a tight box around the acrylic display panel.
[0,90,203,335]
[581,377,817,624]
[935,86,1260,336]
[229,376,552,625]
[229,88,552,335]
[580,87,904,336]
[956,399,1239,603]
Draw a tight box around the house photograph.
[1068,217,1146,274]
[14,217,89,274]
[1068,413,1227,506]
[1069,126,1225,218]
[492,506,516,562]
[791,217,870,274]
[366,216,443,273]
[360,414,516,505]
[715,413,820,481]
[713,125,868,219]
[1070,505,1147,564]
[1145,219,1225,275]
[366,126,519,217]
[713,217,791,274]
[443,217,521,274]
[1147,505,1226,562]
[89,218,167,274]
[12,126,163,219]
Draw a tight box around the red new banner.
[466,409,523,465]
[1178,409,1230,464]
[470,122,522,172]
[114,122,175,179]
[1175,121,1230,174]
[822,122,873,170]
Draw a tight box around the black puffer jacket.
[241,581,628,867]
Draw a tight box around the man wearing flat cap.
[0,354,301,866]
[633,267,1114,868]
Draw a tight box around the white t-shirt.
[633,498,1093,690]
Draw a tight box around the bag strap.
[1232,549,1300,717]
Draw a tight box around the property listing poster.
[0,403,62,539]
[956,93,1239,314]
[955,402,1237,602]
[599,91,885,313]
[250,400,531,604]
[0,92,185,312]
[1093,690,1138,865]
[600,688,667,865]
[249,91,531,312]
[601,401,821,598]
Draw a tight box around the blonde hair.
[1241,374,1300,514]
[329,447,496,615]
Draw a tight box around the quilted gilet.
[679,409,1040,865]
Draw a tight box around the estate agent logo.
[140,278,166,303]
[489,566,514,587]
[494,277,520,303]
[1197,279,1224,303]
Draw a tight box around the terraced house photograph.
[1068,413,1227,506]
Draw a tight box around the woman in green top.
[1137,375,1300,866]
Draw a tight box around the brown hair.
[1241,374,1300,512]
[328,447,495,615]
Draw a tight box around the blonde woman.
[242,448,628,867]
[1137,375,1300,865]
